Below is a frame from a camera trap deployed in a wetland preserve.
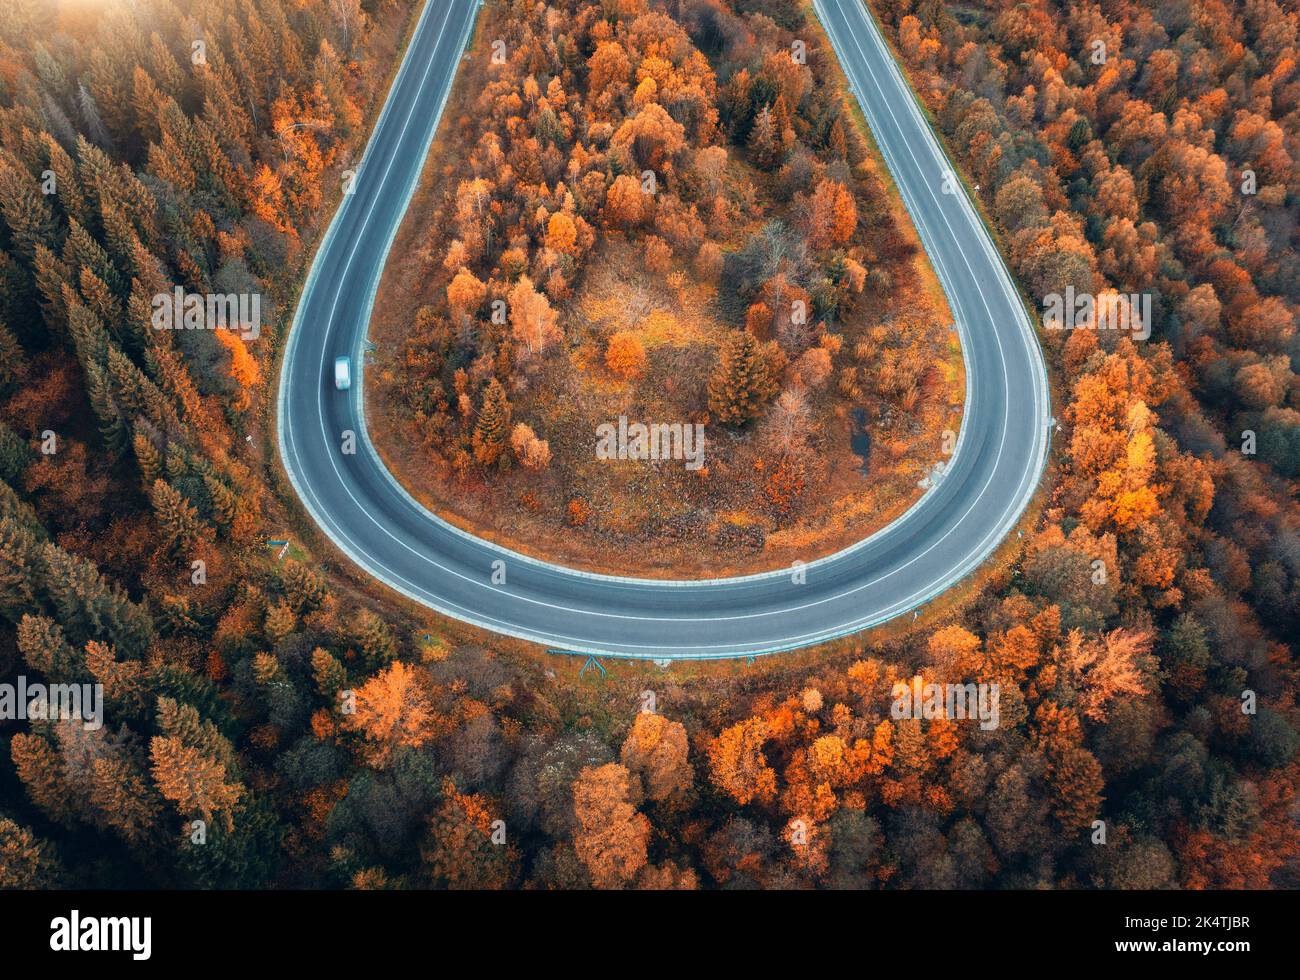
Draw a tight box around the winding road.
[276,0,1051,659]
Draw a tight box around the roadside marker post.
[546,650,608,679]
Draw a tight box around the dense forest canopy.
[0,0,1295,890]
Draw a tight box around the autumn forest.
[0,0,1296,894]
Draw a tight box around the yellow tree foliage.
[343,661,436,767]
[587,40,632,97]
[446,267,486,319]
[572,763,650,889]
[1065,345,1171,538]
[216,331,260,410]
[610,102,685,172]
[809,179,857,249]
[9,733,73,824]
[248,163,290,233]
[1054,628,1154,722]
[620,712,692,801]
[605,330,646,379]
[987,624,1041,677]
[422,778,517,889]
[149,736,243,831]
[0,817,62,887]
[507,275,561,357]
[510,422,552,470]
[1083,401,1164,532]
[634,861,699,890]
[927,624,984,678]
[545,212,578,254]
[603,174,645,227]
[707,716,777,805]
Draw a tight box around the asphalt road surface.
[276,0,1051,659]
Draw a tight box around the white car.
[333,356,351,391]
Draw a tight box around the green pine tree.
[708,330,777,426]
[16,614,82,681]
[149,479,205,554]
[748,104,780,170]
[472,378,512,468]
[310,647,347,699]
[0,320,27,394]
[0,817,65,888]
[0,479,42,532]
[0,517,43,622]
[283,560,327,613]
[0,421,31,484]
[203,474,238,531]
[0,161,56,262]
[38,543,154,656]
[132,422,163,489]
[353,608,397,672]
